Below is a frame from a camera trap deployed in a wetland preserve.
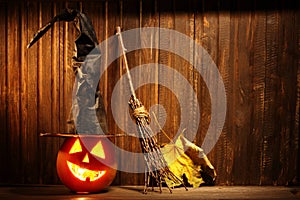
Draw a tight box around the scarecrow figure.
[27,8,108,135]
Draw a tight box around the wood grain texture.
[252,11,266,185]
[0,1,8,183]
[277,8,299,185]
[200,0,220,184]
[216,8,232,185]
[0,0,299,186]
[296,7,300,184]
[262,10,279,185]
[158,0,176,144]
[7,1,21,183]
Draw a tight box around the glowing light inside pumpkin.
[91,141,106,159]
[67,161,106,182]
[82,153,90,163]
[69,139,83,154]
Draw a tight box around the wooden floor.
[0,185,299,200]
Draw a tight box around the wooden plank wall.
[0,0,299,186]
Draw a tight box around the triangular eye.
[91,141,105,159]
[69,139,82,154]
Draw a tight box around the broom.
[116,27,187,193]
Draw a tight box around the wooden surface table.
[0,185,299,200]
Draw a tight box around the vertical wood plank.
[296,7,300,184]
[0,1,8,183]
[98,0,109,117]
[141,0,159,134]
[26,0,39,184]
[121,0,142,185]
[158,0,175,144]
[228,8,239,185]
[50,2,60,146]
[236,11,253,185]
[194,0,209,155]
[197,3,215,152]
[172,0,186,141]
[190,0,204,158]
[230,9,255,185]
[51,1,65,183]
[63,1,77,134]
[59,1,70,135]
[216,7,232,185]
[173,0,196,142]
[104,0,121,185]
[252,11,266,185]
[37,1,56,183]
[139,0,160,185]
[7,1,21,184]
[261,9,280,185]
[200,0,220,184]
[277,8,299,185]
[58,2,66,135]
[20,1,29,183]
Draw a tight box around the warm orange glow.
[82,153,90,163]
[67,160,106,182]
[91,141,105,159]
[69,139,82,154]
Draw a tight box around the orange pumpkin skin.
[56,136,117,193]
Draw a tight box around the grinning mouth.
[67,161,106,182]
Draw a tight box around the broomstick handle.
[116,26,137,100]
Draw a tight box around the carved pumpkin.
[56,136,117,193]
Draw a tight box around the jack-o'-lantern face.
[56,136,117,193]
[66,138,106,182]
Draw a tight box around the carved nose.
[82,153,90,163]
